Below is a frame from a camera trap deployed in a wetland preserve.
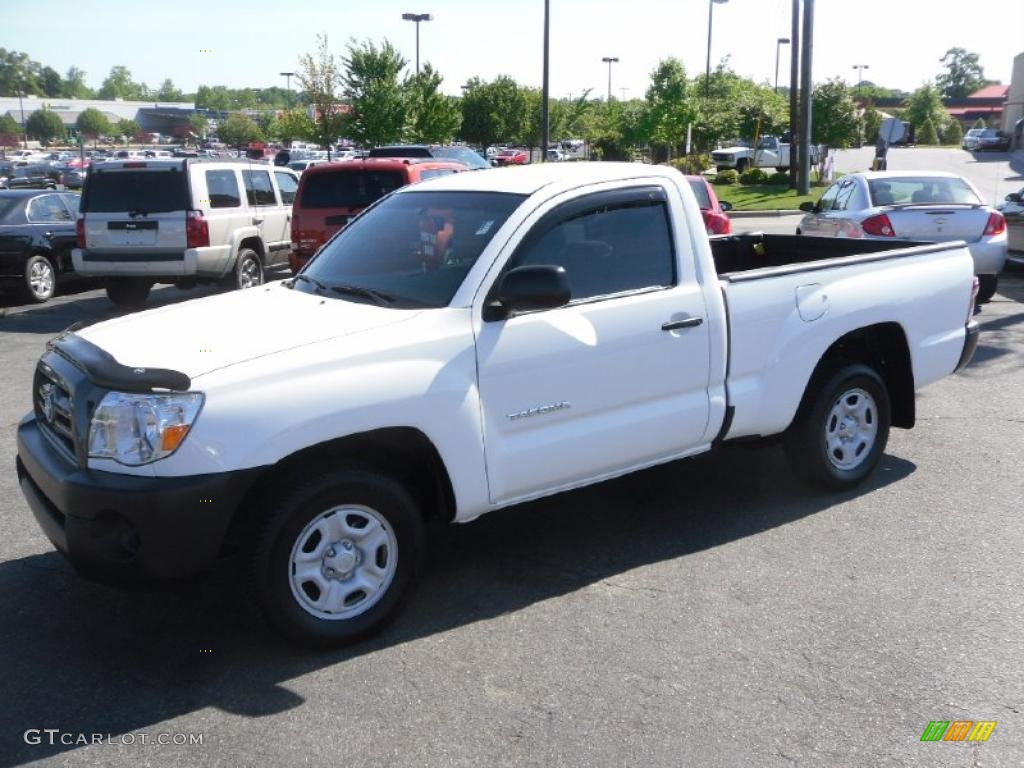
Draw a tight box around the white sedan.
[796,171,1008,302]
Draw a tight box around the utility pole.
[541,0,550,161]
[789,0,800,189]
[798,0,814,195]
[602,57,619,101]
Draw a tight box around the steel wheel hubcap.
[239,258,260,289]
[29,261,54,297]
[288,505,398,620]
[825,387,878,470]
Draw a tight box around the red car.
[493,149,529,166]
[686,175,733,235]
[289,158,466,272]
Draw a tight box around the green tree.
[157,78,183,101]
[188,113,208,142]
[297,34,346,150]
[116,118,140,141]
[76,107,112,146]
[936,48,986,100]
[341,38,407,147]
[0,49,41,97]
[271,109,316,144]
[98,66,144,100]
[62,66,92,99]
[39,66,62,97]
[917,117,939,145]
[641,58,697,158]
[904,83,947,135]
[216,113,263,149]
[195,85,232,111]
[972,117,988,129]
[460,75,526,149]
[404,63,460,143]
[0,113,20,147]
[811,79,859,150]
[26,109,65,145]
[943,119,963,145]
[691,65,788,151]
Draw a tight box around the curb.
[727,210,804,218]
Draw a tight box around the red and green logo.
[921,721,996,742]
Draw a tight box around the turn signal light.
[861,213,895,237]
[983,212,1005,236]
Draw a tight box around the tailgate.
[887,207,990,243]
[81,165,188,253]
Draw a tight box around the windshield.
[432,146,489,170]
[297,191,525,308]
[868,176,981,206]
[83,169,188,213]
[368,146,430,158]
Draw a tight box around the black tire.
[227,248,263,290]
[249,468,425,648]
[106,278,152,308]
[22,254,57,303]
[795,228,802,236]
[736,158,749,173]
[784,363,891,491]
[976,274,998,303]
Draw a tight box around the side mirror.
[799,201,816,213]
[483,265,571,321]
[1006,192,1022,203]
[719,200,733,212]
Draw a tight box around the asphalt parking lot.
[1,269,1023,767]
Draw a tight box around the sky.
[5,0,1023,99]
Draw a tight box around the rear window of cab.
[299,170,406,209]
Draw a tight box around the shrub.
[943,120,963,146]
[739,167,770,185]
[917,118,939,146]
[667,154,712,175]
[712,169,738,185]
[767,171,790,185]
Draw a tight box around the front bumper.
[955,321,980,372]
[16,415,260,585]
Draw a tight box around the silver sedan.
[796,171,1008,301]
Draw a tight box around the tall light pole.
[279,71,295,109]
[601,56,619,102]
[705,0,728,98]
[774,38,790,94]
[402,12,433,76]
[16,81,26,149]
[851,63,869,85]
[789,0,800,189]
[541,0,550,161]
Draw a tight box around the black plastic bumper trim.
[955,320,980,372]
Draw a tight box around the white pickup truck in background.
[17,163,979,648]
[712,135,821,173]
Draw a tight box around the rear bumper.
[72,247,199,277]
[968,238,1007,275]
[16,415,260,585]
[955,321,980,372]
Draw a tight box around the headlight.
[88,392,204,466]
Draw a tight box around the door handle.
[662,316,704,331]
[43,231,54,239]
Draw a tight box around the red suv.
[289,158,466,272]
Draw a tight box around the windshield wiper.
[329,283,394,306]
[289,273,328,291]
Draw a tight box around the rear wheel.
[784,363,891,491]
[23,254,56,303]
[249,468,425,648]
[226,248,263,291]
[106,278,152,308]
[976,274,998,303]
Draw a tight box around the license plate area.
[108,220,158,246]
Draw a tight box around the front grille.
[711,153,732,162]
[34,365,75,457]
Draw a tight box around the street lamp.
[601,56,619,102]
[705,0,728,98]
[774,38,790,94]
[852,63,870,85]
[402,12,433,76]
[279,71,295,109]
[16,80,26,149]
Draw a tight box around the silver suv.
[73,158,299,307]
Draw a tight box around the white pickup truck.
[16,163,979,647]
[712,136,820,173]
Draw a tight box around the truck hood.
[713,147,747,155]
[76,284,422,380]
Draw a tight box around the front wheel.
[976,274,998,303]
[784,364,891,491]
[736,159,749,173]
[249,468,425,648]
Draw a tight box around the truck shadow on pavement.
[0,444,914,766]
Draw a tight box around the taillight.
[861,213,895,237]
[983,212,1005,236]
[186,210,209,249]
[75,217,85,249]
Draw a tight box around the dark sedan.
[975,129,1011,152]
[0,190,82,303]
